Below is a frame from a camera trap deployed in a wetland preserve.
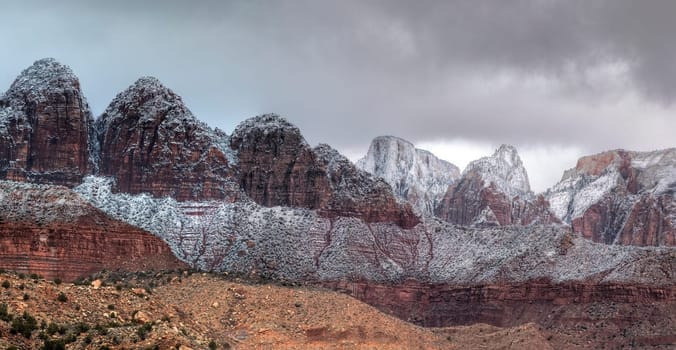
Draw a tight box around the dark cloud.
[1,0,675,172]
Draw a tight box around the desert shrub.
[0,303,13,322]
[41,338,66,350]
[2,280,10,289]
[137,323,152,340]
[53,278,62,285]
[57,292,67,302]
[10,311,38,338]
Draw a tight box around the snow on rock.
[356,135,460,215]
[75,176,674,286]
[96,76,238,201]
[435,144,559,227]
[0,58,95,186]
[545,148,676,246]
[465,144,531,198]
[230,115,420,228]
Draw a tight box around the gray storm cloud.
[1,0,675,173]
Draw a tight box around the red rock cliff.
[96,77,238,201]
[230,115,419,228]
[0,181,186,281]
[0,58,94,186]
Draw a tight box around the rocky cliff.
[0,58,94,186]
[356,136,460,216]
[230,115,419,228]
[435,145,559,226]
[546,149,676,246]
[96,77,238,201]
[0,181,185,281]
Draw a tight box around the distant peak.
[494,144,518,157]
[372,135,415,147]
[492,144,522,166]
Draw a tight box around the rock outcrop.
[0,58,94,186]
[230,115,419,228]
[96,77,238,201]
[546,149,676,246]
[435,145,559,226]
[0,181,185,281]
[356,136,460,215]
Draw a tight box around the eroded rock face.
[435,145,559,226]
[96,77,238,201]
[0,181,185,281]
[0,58,94,186]
[547,148,676,246]
[356,136,460,216]
[230,115,420,228]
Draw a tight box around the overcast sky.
[2,0,675,192]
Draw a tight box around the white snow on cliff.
[464,144,531,198]
[356,136,460,215]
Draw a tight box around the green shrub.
[10,311,38,338]
[46,322,60,336]
[57,292,67,303]
[0,303,12,322]
[2,280,10,289]
[137,323,152,340]
[209,340,218,349]
[53,278,62,285]
[41,338,66,350]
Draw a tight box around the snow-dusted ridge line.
[71,176,675,286]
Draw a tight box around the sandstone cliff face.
[0,181,185,281]
[435,145,559,226]
[0,58,94,186]
[356,135,460,216]
[547,149,676,246]
[96,77,238,201]
[230,115,419,228]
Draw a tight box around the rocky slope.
[0,58,94,186]
[0,271,559,350]
[0,180,185,281]
[435,145,559,226]
[96,76,239,201]
[230,115,419,228]
[546,149,676,246]
[356,135,460,216]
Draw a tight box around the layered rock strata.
[0,181,185,281]
[0,58,94,186]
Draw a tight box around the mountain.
[0,58,95,186]
[546,148,676,246]
[0,180,185,281]
[230,115,420,228]
[435,144,559,226]
[96,76,239,201]
[2,58,676,349]
[356,135,460,215]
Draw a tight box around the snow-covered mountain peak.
[356,135,460,215]
[2,58,82,109]
[494,144,521,168]
[465,144,531,198]
[97,76,200,134]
